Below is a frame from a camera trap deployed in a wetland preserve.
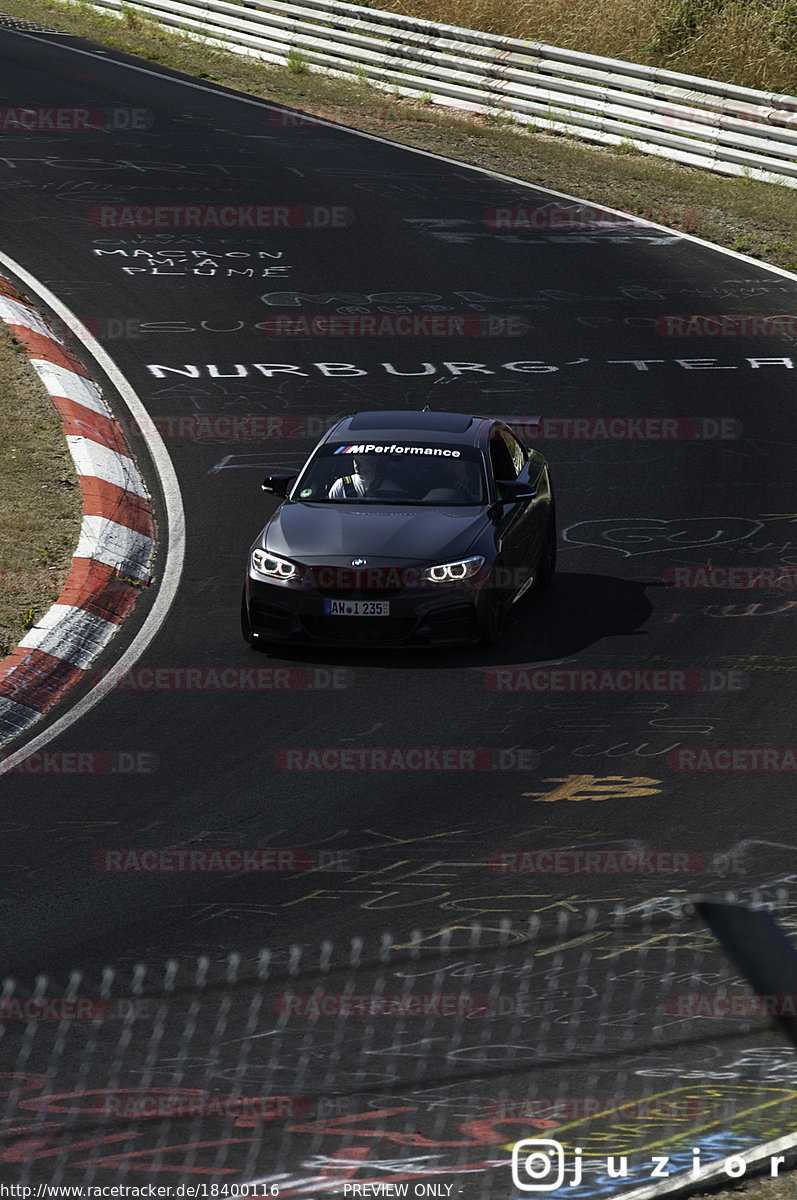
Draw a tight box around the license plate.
[324,599,391,616]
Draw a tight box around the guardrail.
[62,0,797,188]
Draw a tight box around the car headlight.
[420,555,485,584]
[251,548,300,581]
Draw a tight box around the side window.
[489,430,517,481]
[502,428,527,476]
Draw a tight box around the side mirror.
[261,474,296,497]
[497,479,536,503]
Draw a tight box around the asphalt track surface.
[1,17,797,1195]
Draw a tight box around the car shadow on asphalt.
[260,572,653,670]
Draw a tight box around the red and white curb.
[0,276,156,744]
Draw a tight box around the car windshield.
[291,442,487,505]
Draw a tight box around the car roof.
[325,410,491,446]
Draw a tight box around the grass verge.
[356,0,797,96]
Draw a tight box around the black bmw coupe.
[241,409,555,648]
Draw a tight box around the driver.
[328,455,390,499]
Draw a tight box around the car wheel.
[481,567,509,645]
[535,508,557,589]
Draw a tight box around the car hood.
[262,502,490,564]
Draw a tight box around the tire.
[535,507,557,589]
[481,567,509,645]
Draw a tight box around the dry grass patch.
[369,0,663,59]
[356,0,797,94]
[650,0,797,91]
[0,320,81,658]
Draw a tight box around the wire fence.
[2,894,797,1194]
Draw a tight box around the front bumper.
[245,573,488,646]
